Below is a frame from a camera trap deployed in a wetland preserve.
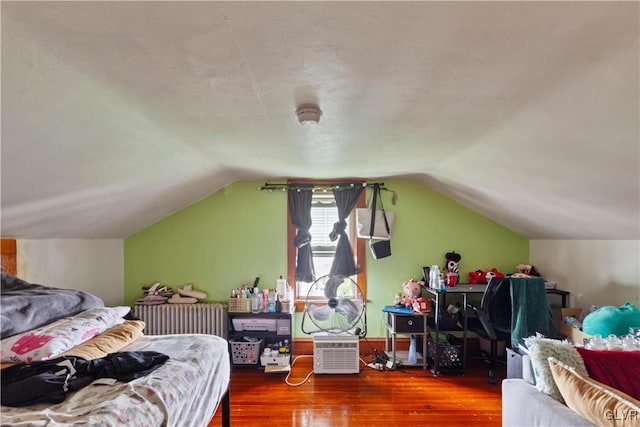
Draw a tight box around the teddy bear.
[401,279,429,312]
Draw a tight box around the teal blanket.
[509,277,556,347]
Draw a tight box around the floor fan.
[301,274,367,374]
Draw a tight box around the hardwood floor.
[209,345,506,427]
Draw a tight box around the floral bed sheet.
[1,334,230,427]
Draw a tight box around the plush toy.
[515,264,540,277]
[484,268,505,282]
[412,297,430,313]
[401,279,429,312]
[445,251,462,274]
[468,270,487,284]
[444,251,462,285]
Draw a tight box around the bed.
[0,272,231,427]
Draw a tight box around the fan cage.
[301,274,366,336]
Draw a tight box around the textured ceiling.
[1,1,638,239]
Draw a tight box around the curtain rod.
[259,182,393,193]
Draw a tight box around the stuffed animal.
[412,297,430,313]
[468,270,487,284]
[401,279,429,312]
[515,264,540,277]
[444,251,462,285]
[445,251,462,274]
[484,268,505,282]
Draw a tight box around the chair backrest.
[480,277,512,334]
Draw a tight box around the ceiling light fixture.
[295,103,322,125]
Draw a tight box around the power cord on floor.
[284,354,314,387]
[359,335,389,371]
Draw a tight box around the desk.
[423,285,486,374]
[422,284,569,374]
[546,288,570,308]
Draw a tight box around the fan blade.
[335,298,359,323]
[309,304,335,322]
[323,275,343,299]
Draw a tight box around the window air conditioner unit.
[313,333,360,374]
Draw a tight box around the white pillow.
[0,306,130,363]
[524,336,587,402]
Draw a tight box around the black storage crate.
[427,332,463,368]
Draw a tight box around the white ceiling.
[1,1,638,240]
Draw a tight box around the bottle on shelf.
[275,295,282,313]
[251,286,261,314]
[268,288,276,313]
[277,275,287,298]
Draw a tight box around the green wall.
[124,179,528,338]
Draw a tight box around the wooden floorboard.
[209,350,506,427]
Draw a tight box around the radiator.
[134,303,227,338]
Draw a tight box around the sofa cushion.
[549,357,640,427]
[524,336,587,402]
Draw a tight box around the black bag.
[369,239,391,259]
[368,184,391,259]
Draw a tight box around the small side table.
[384,311,429,370]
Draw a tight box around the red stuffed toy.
[468,270,486,284]
[485,268,505,282]
[469,268,505,284]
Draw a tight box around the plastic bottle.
[262,289,269,313]
[251,286,261,314]
[408,335,417,364]
[277,276,287,298]
[564,316,582,330]
[431,265,441,289]
[268,288,276,313]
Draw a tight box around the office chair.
[466,277,512,384]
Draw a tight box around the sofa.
[502,378,595,426]
[501,337,640,427]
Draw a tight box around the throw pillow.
[524,336,587,402]
[60,320,145,360]
[549,357,640,427]
[0,306,130,363]
[576,347,640,400]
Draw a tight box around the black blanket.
[1,351,170,407]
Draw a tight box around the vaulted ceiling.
[2,1,638,239]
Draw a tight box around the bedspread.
[0,334,230,427]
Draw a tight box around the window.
[287,181,366,310]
